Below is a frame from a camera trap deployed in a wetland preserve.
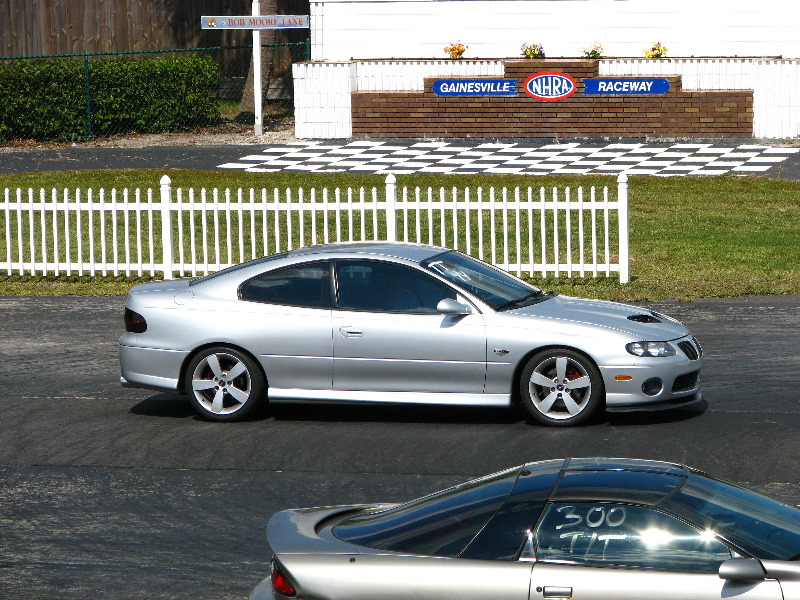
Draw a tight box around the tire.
[520,348,604,426]
[185,347,265,422]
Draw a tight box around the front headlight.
[626,341,676,357]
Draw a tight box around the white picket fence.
[1,174,630,283]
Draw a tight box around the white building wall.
[309,0,800,61]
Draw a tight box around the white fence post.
[385,174,397,242]
[160,175,174,280]
[617,173,630,284]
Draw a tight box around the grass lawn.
[1,169,798,301]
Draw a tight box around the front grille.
[677,340,700,360]
[672,371,699,392]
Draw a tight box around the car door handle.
[339,326,363,337]
[542,586,572,599]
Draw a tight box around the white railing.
[1,174,630,283]
[294,62,356,139]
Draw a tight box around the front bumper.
[605,392,704,413]
[599,336,703,409]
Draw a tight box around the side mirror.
[719,558,766,581]
[437,298,471,315]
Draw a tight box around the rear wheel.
[520,348,603,426]
[186,347,264,421]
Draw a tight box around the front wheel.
[185,347,265,421]
[520,348,604,426]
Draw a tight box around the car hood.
[506,295,689,339]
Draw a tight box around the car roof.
[285,241,449,263]
[189,241,451,288]
[517,457,688,506]
[560,457,686,475]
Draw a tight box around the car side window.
[335,260,456,313]
[239,262,330,308]
[529,502,732,573]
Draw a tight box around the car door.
[288,553,534,600]
[237,260,333,391]
[332,259,487,395]
[526,502,783,600]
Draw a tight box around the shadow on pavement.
[604,399,709,426]
[129,393,195,418]
[128,392,707,427]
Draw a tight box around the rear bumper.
[250,577,275,600]
[118,343,188,393]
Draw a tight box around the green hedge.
[0,54,220,142]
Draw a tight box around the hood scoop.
[627,312,662,324]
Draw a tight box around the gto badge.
[524,71,576,101]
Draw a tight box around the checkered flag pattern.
[220,141,799,176]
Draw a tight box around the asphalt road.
[0,145,263,174]
[1,140,799,178]
[1,293,799,599]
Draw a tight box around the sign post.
[201,6,310,136]
[252,2,262,136]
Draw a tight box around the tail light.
[124,308,147,333]
[271,559,296,597]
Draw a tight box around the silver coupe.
[251,458,800,600]
[119,242,703,425]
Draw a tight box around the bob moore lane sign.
[200,4,310,136]
[202,15,309,29]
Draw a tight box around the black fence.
[0,41,309,142]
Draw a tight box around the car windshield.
[421,251,548,310]
[664,469,800,560]
[332,467,519,557]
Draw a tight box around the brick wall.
[351,59,753,139]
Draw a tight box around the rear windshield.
[333,467,519,557]
[189,252,289,286]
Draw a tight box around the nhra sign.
[583,78,670,95]
[433,79,518,96]
[524,71,576,101]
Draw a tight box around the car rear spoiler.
[266,504,393,555]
